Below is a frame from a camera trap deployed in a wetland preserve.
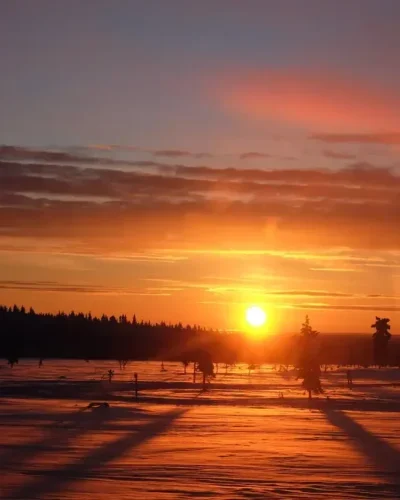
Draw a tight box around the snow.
[1,360,400,499]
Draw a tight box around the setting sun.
[246,306,267,328]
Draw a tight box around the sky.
[1,0,400,333]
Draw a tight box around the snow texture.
[1,360,400,499]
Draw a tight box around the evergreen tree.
[372,317,391,367]
[300,315,319,338]
[297,316,323,399]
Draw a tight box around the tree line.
[0,305,398,371]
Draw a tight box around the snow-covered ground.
[1,360,400,499]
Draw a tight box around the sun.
[246,306,267,328]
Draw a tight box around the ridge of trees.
[0,305,399,368]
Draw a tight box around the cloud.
[219,70,400,131]
[2,159,400,204]
[171,161,400,189]
[70,145,214,159]
[0,280,112,294]
[239,152,271,160]
[86,144,140,152]
[310,267,362,273]
[81,145,269,160]
[0,144,216,168]
[311,133,400,145]
[1,191,399,252]
[153,149,192,157]
[0,144,294,166]
[0,145,90,164]
[0,145,129,170]
[0,157,400,204]
[153,149,212,159]
[264,290,354,298]
[323,150,357,160]
[0,280,170,296]
[294,304,400,312]
[1,147,400,253]
[153,249,400,269]
[0,145,165,170]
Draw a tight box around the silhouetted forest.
[1,305,399,367]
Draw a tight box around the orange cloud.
[312,133,400,145]
[219,70,400,131]
[1,154,400,254]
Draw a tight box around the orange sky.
[1,2,400,333]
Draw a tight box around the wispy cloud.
[311,133,400,145]
[0,144,300,165]
[167,249,397,264]
[310,267,362,273]
[323,150,357,160]
[239,152,271,160]
[264,290,354,298]
[1,146,400,254]
[153,149,212,159]
[0,280,171,296]
[293,303,400,312]
[86,144,140,152]
[219,69,400,131]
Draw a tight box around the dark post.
[134,372,138,400]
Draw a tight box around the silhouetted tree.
[300,362,323,399]
[300,315,319,338]
[297,316,322,399]
[181,358,190,374]
[0,304,397,367]
[118,359,129,370]
[197,351,215,390]
[372,317,391,367]
[221,347,237,374]
[248,363,256,376]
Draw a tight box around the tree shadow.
[7,408,186,499]
[322,407,400,487]
[0,404,149,472]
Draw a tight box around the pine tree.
[297,316,322,399]
[372,317,391,367]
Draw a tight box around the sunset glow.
[246,306,267,328]
[1,4,400,499]
[0,2,399,333]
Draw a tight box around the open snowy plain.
[1,360,400,499]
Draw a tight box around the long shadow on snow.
[114,392,400,413]
[6,407,186,500]
[322,407,400,488]
[0,405,147,469]
[0,405,114,468]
